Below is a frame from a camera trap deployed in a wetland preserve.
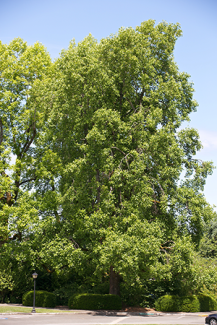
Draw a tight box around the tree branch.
[19,177,36,186]
[0,117,3,146]
[126,97,136,112]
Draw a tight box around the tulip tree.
[37,20,215,294]
[0,21,215,297]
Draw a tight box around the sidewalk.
[0,303,213,316]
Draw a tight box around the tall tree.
[0,38,51,244]
[37,20,215,294]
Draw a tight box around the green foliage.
[68,295,77,309]
[120,281,155,308]
[181,296,200,312]
[22,290,56,308]
[0,37,53,297]
[53,280,109,306]
[155,295,181,312]
[199,216,217,258]
[0,270,14,302]
[155,295,200,312]
[53,282,89,306]
[69,293,122,310]
[190,256,217,294]
[1,21,216,301]
[43,292,57,308]
[197,294,217,312]
[35,19,215,295]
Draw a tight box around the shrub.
[180,296,200,312]
[155,295,181,312]
[68,294,76,309]
[43,292,57,308]
[198,294,217,312]
[10,295,22,304]
[22,290,56,308]
[155,294,217,312]
[155,295,200,312]
[53,285,79,306]
[53,281,107,306]
[120,282,146,307]
[68,293,122,310]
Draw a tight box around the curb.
[0,311,163,316]
[89,311,161,316]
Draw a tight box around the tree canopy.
[0,20,216,301]
[0,38,51,241]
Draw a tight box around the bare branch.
[111,147,126,156]
[19,177,36,186]
[21,127,36,156]
[149,176,165,196]
[126,97,136,112]
[0,117,3,145]
[69,237,80,249]
[118,152,132,170]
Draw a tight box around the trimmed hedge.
[155,294,217,312]
[155,295,200,312]
[198,294,217,312]
[181,296,200,312]
[68,293,122,310]
[22,290,56,308]
[155,295,181,312]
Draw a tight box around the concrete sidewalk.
[0,303,213,317]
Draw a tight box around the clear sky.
[0,0,217,208]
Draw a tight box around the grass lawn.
[0,306,76,313]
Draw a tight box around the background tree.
[0,37,51,239]
[0,38,52,298]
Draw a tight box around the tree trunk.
[109,266,120,295]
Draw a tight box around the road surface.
[0,312,207,324]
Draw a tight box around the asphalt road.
[0,312,207,325]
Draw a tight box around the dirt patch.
[56,305,157,313]
[122,306,157,313]
[55,305,69,310]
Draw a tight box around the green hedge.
[155,294,217,312]
[155,295,200,312]
[68,293,122,310]
[155,295,181,312]
[22,290,56,308]
[181,296,200,312]
[198,294,217,312]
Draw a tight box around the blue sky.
[0,0,217,208]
